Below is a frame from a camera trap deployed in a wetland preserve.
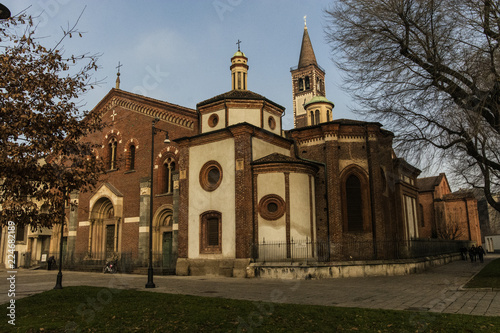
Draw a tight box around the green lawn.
[464,258,500,289]
[2,286,499,332]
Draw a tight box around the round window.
[259,194,286,220]
[268,116,276,130]
[207,167,221,186]
[208,113,219,128]
[200,160,223,192]
[267,202,278,213]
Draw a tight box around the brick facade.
[417,174,482,244]
[70,89,197,262]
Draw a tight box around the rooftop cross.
[116,61,123,74]
[115,61,122,89]
[304,15,307,28]
[236,39,242,52]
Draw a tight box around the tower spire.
[298,21,317,68]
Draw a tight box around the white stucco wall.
[228,108,260,128]
[257,173,286,243]
[289,173,314,242]
[294,93,313,116]
[262,110,281,136]
[188,138,236,259]
[252,137,290,161]
[201,109,225,133]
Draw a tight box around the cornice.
[95,89,196,130]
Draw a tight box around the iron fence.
[23,251,177,274]
[252,239,473,263]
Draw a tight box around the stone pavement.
[1,254,499,317]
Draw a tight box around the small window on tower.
[268,116,276,130]
[208,113,219,128]
[298,78,304,91]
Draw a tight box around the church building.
[174,23,421,276]
[1,22,481,275]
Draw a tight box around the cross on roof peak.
[236,39,242,52]
[116,61,123,74]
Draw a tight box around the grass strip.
[464,258,500,289]
[2,286,499,332]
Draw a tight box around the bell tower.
[291,17,326,128]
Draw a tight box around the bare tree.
[0,12,104,229]
[435,209,463,240]
[325,0,500,211]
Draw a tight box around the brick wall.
[72,89,197,258]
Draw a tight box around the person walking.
[469,245,476,263]
[460,246,468,261]
[477,245,486,263]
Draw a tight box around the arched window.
[327,109,331,122]
[200,211,222,254]
[305,76,310,90]
[298,78,304,91]
[127,144,136,171]
[346,174,364,232]
[310,110,315,125]
[108,138,117,170]
[341,167,371,234]
[315,109,320,125]
[163,157,176,194]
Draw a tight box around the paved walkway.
[1,254,499,317]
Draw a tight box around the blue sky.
[10,0,357,130]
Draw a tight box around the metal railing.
[23,251,177,274]
[252,239,473,263]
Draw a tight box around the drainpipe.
[291,136,331,261]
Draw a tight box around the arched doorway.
[90,197,121,259]
[153,206,174,269]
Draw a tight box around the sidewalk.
[1,254,499,316]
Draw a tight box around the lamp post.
[146,118,170,289]
[54,188,68,289]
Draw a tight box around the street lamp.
[146,118,169,288]
[54,188,68,289]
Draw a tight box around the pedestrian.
[47,256,56,270]
[477,245,486,263]
[469,245,476,262]
[460,246,468,261]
